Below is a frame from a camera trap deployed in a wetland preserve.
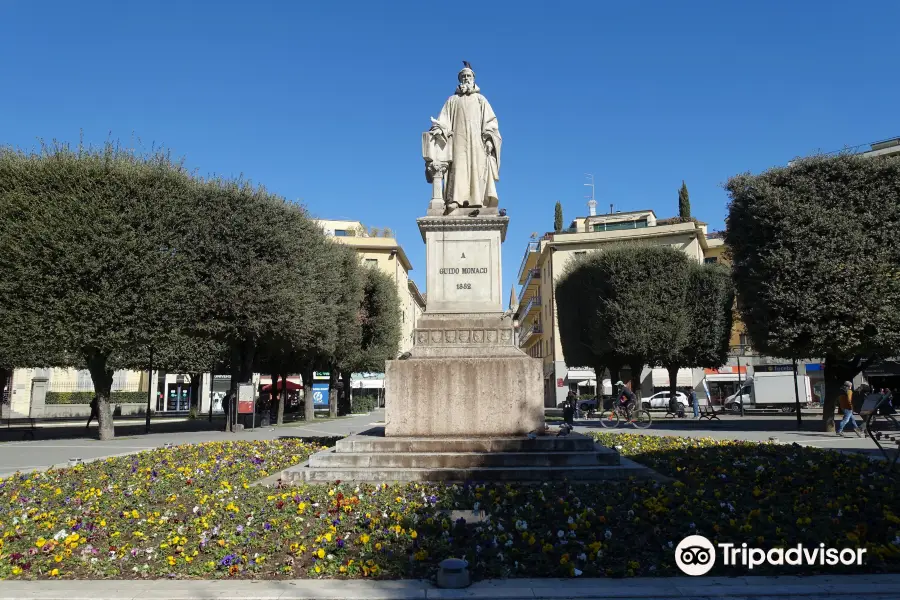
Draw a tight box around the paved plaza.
[1,574,898,599]
[1,409,888,479]
[0,411,381,479]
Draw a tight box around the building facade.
[514,209,716,407]
[317,220,425,354]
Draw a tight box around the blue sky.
[2,1,898,303]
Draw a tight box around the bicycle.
[598,402,652,429]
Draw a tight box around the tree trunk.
[270,371,280,425]
[591,361,605,406]
[303,365,315,422]
[208,365,215,423]
[0,367,11,404]
[665,363,680,414]
[628,358,644,401]
[228,362,239,433]
[340,370,352,415]
[86,352,115,440]
[278,373,287,426]
[607,361,622,389]
[188,373,201,413]
[328,368,338,418]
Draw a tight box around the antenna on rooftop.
[584,174,597,216]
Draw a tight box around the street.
[0,410,383,479]
[566,411,887,457]
[1,408,888,479]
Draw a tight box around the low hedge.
[45,391,146,405]
[351,396,377,414]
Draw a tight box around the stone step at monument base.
[334,428,596,453]
[295,464,652,483]
[309,449,618,469]
[266,428,666,485]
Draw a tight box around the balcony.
[517,241,540,284]
[517,268,541,307]
[521,294,542,319]
[518,321,543,347]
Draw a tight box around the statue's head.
[456,63,479,95]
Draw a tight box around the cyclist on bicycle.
[616,380,636,420]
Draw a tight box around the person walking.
[85,395,99,430]
[688,387,699,419]
[836,381,862,437]
[563,390,576,426]
[222,390,232,432]
[878,388,895,415]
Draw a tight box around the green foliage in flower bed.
[45,392,146,405]
[1,434,898,580]
[350,396,377,414]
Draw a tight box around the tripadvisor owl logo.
[675,535,867,576]
[675,535,716,576]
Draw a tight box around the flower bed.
[1,434,899,580]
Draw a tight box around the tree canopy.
[554,201,564,233]
[678,181,691,219]
[0,142,403,438]
[556,245,732,403]
[724,153,900,429]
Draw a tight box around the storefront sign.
[754,364,794,373]
[313,371,330,380]
[237,383,255,414]
[704,366,747,375]
[311,383,329,407]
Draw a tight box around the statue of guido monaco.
[423,61,502,214]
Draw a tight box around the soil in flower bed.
[1,434,899,580]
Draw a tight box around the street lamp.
[731,344,753,417]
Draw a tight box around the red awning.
[261,380,303,392]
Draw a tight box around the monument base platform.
[385,355,542,437]
[271,428,666,484]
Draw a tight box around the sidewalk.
[0,410,383,478]
[2,574,899,600]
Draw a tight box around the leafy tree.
[324,244,365,418]
[188,182,320,425]
[338,266,401,415]
[557,246,731,407]
[678,181,691,219]
[725,153,900,430]
[556,253,611,389]
[0,143,197,439]
[554,201,564,233]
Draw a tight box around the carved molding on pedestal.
[413,327,516,348]
[416,215,509,242]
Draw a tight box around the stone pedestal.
[386,356,542,436]
[383,214,544,438]
[417,216,506,313]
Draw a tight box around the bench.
[1,406,37,440]
[861,395,899,472]
[698,402,721,421]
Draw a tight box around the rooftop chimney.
[587,199,597,217]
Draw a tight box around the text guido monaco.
[439,267,488,275]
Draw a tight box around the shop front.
[863,359,900,394]
[702,366,747,405]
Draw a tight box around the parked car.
[642,391,689,411]
[577,397,599,412]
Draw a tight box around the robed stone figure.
[424,63,502,213]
